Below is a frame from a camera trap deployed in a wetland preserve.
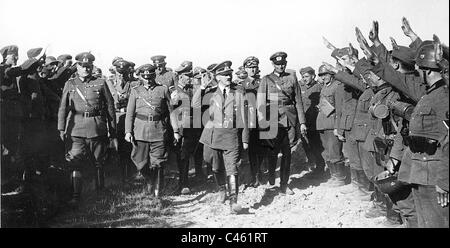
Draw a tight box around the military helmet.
[318,64,335,76]
[415,43,440,69]
[374,171,409,195]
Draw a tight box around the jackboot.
[383,196,403,227]
[95,165,105,193]
[340,168,360,194]
[177,158,190,195]
[279,156,294,195]
[327,161,346,187]
[365,187,387,218]
[228,175,243,214]
[214,172,227,203]
[154,167,164,198]
[145,168,155,196]
[267,155,277,186]
[68,170,82,207]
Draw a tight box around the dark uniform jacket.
[242,77,260,129]
[125,81,178,142]
[257,71,306,128]
[58,76,116,138]
[155,69,178,89]
[316,79,342,131]
[300,81,321,130]
[1,64,27,119]
[334,85,359,136]
[399,80,449,191]
[171,78,202,136]
[197,84,249,151]
[362,85,400,152]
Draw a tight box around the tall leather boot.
[383,195,403,227]
[145,168,155,196]
[95,164,105,193]
[279,155,294,195]
[154,167,164,198]
[69,170,82,206]
[249,155,262,187]
[267,155,277,186]
[228,174,243,214]
[340,168,360,194]
[214,172,227,203]
[365,187,387,218]
[327,161,346,187]
[177,157,190,195]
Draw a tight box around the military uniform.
[58,52,116,203]
[299,67,325,173]
[125,64,178,197]
[151,55,178,89]
[315,66,346,185]
[108,59,139,181]
[396,44,449,227]
[172,61,204,193]
[196,61,248,213]
[256,52,306,194]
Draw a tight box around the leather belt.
[75,110,102,118]
[406,135,438,155]
[135,114,161,122]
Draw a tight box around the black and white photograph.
[0,0,449,231]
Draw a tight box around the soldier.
[151,55,178,89]
[398,44,449,227]
[242,56,265,188]
[315,65,346,186]
[109,59,139,182]
[256,52,307,195]
[57,52,117,206]
[1,45,28,191]
[194,61,249,214]
[124,64,180,198]
[172,61,204,194]
[298,66,325,177]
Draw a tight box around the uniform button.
[423,157,426,160]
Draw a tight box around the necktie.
[223,88,227,104]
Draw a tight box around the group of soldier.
[0,16,448,227]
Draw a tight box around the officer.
[151,55,178,89]
[57,52,117,205]
[315,65,347,187]
[124,64,180,198]
[299,66,326,176]
[241,56,265,188]
[234,66,248,85]
[195,61,248,214]
[192,65,218,182]
[110,59,139,182]
[398,44,449,227]
[256,52,307,195]
[172,61,204,194]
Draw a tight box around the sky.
[1,0,449,76]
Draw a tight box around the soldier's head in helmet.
[75,52,95,79]
[212,61,233,87]
[113,59,132,79]
[415,42,443,87]
[270,52,287,74]
[318,64,335,86]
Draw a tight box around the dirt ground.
[39,145,402,228]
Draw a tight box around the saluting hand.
[368,20,380,44]
[390,37,399,50]
[322,36,337,51]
